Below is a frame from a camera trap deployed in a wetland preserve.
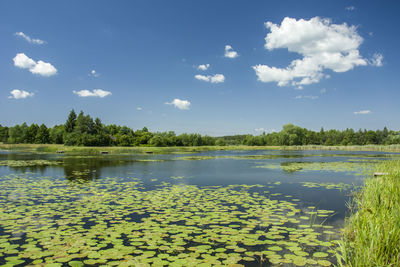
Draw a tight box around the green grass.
[1,143,400,154]
[0,143,271,154]
[336,160,400,266]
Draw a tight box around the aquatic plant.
[256,161,376,174]
[0,174,340,266]
[0,160,61,167]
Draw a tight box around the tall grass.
[336,160,400,266]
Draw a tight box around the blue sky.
[1,1,399,135]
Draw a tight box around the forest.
[1,110,400,147]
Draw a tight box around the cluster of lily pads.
[255,161,376,175]
[0,174,340,266]
[175,155,305,161]
[0,160,61,167]
[301,182,356,191]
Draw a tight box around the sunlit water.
[0,149,396,266]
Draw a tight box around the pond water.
[0,149,397,266]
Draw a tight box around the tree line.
[0,110,399,147]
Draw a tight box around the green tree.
[8,123,28,144]
[26,124,39,143]
[35,124,50,144]
[50,125,65,144]
[0,125,9,143]
[94,118,103,134]
[65,109,77,133]
[75,111,94,134]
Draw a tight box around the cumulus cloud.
[224,45,239,58]
[137,107,143,111]
[354,110,371,115]
[15,32,45,44]
[90,70,100,77]
[29,61,57,76]
[8,89,34,99]
[253,17,369,87]
[194,74,225,83]
[73,89,111,98]
[13,53,57,76]
[13,53,36,69]
[197,64,210,71]
[295,95,319,100]
[369,53,383,67]
[165,99,191,110]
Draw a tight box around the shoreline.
[336,160,400,266]
[1,143,400,154]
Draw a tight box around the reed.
[336,160,400,266]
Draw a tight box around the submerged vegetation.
[336,160,400,266]
[1,110,400,148]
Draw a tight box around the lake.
[0,149,396,266]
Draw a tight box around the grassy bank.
[337,160,400,266]
[0,143,279,154]
[1,143,400,154]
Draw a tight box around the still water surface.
[0,149,394,266]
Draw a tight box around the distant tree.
[0,125,9,143]
[35,124,50,144]
[94,118,103,135]
[65,109,77,133]
[149,135,165,147]
[75,111,94,134]
[50,125,65,144]
[26,124,39,143]
[215,139,226,146]
[8,123,28,144]
[133,128,152,145]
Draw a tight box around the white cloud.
[29,60,57,76]
[354,110,371,115]
[369,53,383,67]
[8,89,34,99]
[165,99,191,110]
[137,107,143,111]
[13,53,36,69]
[73,89,112,98]
[295,95,319,100]
[224,45,239,58]
[90,70,100,77]
[345,6,355,11]
[253,17,369,87]
[13,53,57,76]
[197,64,210,71]
[194,75,210,82]
[320,88,327,94]
[194,74,225,83]
[15,32,45,44]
